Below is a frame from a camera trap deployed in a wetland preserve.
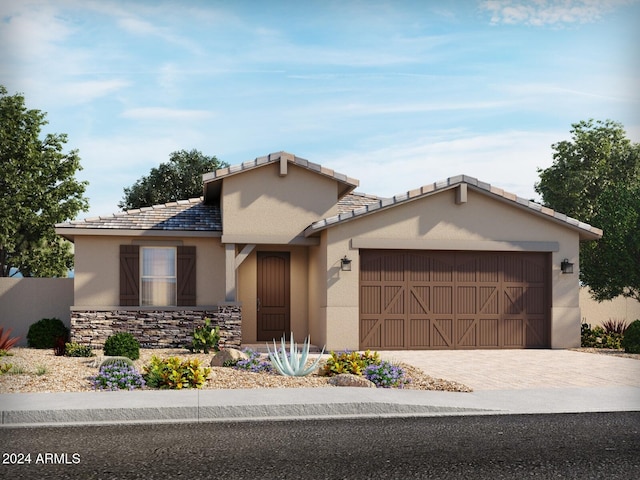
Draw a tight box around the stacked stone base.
[70,306,241,349]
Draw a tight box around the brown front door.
[257,252,291,342]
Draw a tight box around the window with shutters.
[141,247,176,306]
[120,245,196,307]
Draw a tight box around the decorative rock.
[328,374,376,388]
[210,348,249,367]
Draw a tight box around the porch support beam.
[225,243,237,302]
[235,244,255,269]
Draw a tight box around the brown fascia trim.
[55,228,222,242]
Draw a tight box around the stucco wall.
[0,278,74,346]
[580,287,640,327]
[221,163,339,240]
[73,235,225,306]
[317,187,583,349]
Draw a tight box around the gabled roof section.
[337,192,383,214]
[55,198,221,239]
[304,174,603,241]
[203,151,359,202]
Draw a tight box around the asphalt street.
[1,412,638,479]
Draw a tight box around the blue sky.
[2,0,639,220]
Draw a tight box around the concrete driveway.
[379,349,640,391]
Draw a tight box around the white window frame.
[140,246,177,306]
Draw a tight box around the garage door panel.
[457,286,477,314]
[432,318,454,347]
[479,287,498,314]
[360,250,550,350]
[382,254,405,282]
[504,287,524,314]
[360,286,381,314]
[409,318,430,348]
[524,287,546,314]
[479,318,500,347]
[503,318,525,347]
[456,318,476,347]
[432,255,455,281]
[360,318,381,348]
[525,318,548,347]
[432,286,453,314]
[383,319,405,348]
[408,253,431,281]
[384,286,405,314]
[409,287,430,314]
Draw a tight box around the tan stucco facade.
[73,235,226,307]
[220,162,339,243]
[56,154,602,351]
[310,188,583,349]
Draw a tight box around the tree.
[535,119,640,302]
[0,85,89,277]
[119,149,227,210]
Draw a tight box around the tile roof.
[336,192,382,214]
[202,151,359,189]
[305,174,603,240]
[55,198,221,232]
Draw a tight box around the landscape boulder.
[210,348,249,367]
[328,373,376,388]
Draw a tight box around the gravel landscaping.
[0,348,472,394]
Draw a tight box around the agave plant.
[267,333,325,376]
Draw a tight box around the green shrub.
[99,356,135,369]
[26,318,69,349]
[0,363,12,375]
[621,319,640,354]
[321,350,381,376]
[103,332,140,360]
[581,323,623,349]
[143,356,210,389]
[187,318,220,353]
[65,342,94,357]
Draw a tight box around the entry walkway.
[379,349,640,390]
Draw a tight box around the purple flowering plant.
[232,348,273,374]
[364,360,410,388]
[90,363,146,391]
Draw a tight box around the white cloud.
[480,0,636,26]
[329,130,562,202]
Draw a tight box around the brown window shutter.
[177,246,196,306]
[120,245,140,306]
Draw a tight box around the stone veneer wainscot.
[70,306,242,349]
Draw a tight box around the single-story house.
[55,152,602,350]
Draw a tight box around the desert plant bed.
[0,348,472,394]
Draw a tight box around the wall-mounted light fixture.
[340,255,352,272]
[561,258,574,274]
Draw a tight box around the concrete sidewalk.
[1,350,639,426]
[1,385,639,427]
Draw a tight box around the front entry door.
[257,252,291,341]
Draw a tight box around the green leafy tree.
[0,86,88,277]
[119,149,227,210]
[535,119,640,302]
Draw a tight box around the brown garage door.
[359,250,550,350]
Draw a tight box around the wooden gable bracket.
[224,243,256,303]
